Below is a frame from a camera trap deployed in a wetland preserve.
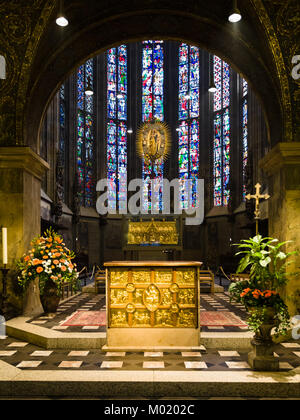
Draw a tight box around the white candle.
[2,228,8,266]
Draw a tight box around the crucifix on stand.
[246,183,270,235]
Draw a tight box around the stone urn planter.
[247,307,279,372]
[40,280,60,314]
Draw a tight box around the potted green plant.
[229,235,295,371]
[17,228,79,314]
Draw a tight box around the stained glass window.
[59,84,66,201]
[178,43,200,209]
[106,46,128,212]
[213,56,231,206]
[142,41,164,212]
[76,59,95,207]
[242,79,248,199]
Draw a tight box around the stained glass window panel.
[106,45,128,212]
[178,44,200,209]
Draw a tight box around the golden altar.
[103,261,202,350]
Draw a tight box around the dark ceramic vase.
[40,280,60,314]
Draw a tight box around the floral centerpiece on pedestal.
[229,235,296,371]
[17,228,79,313]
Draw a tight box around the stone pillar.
[260,143,300,317]
[0,147,49,317]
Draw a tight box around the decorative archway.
[20,0,290,153]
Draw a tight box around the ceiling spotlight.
[56,15,69,27]
[228,0,242,23]
[56,0,69,27]
[127,129,133,134]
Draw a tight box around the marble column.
[260,143,300,317]
[0,147,49,317]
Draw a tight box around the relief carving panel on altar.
[108,267,199,329]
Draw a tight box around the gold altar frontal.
[103,261,202,350]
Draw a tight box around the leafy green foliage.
[229,235,297,336]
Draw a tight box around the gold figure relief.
[110,289,129,306]
[176,269,196,285]
[177,310,196,328]
[110,269,128,285]
[155,270,173,284]
[132,310,151,327]
[132,270,151,284]
[161,289,173,306]
[110,310,128,327]
[178,289,195,306]
[133,289,144,306]
[155,310,174,328]
[143,284,161,312]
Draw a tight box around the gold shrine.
[127,219,179,246]
[104,261,202,349]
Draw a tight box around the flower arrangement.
[17,228,79,297]
[229,235,296,336]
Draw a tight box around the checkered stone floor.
[26,293,107,332]
[0,336,299,372]
[25,292,249,333]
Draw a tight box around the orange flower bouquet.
[17,228,79,297]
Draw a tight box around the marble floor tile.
[218,351,240,357]
[225,362,250,369]
[82,326,100,330]
[68,351,90,357]
[30,351,53,357]
[105,352,126,357]
[58,361,83,368]
[184,361,207,369]
[281,343,300,348]
[143,362,165,369]
[0,351,17,357]
[16,361,42,368]
[181,352,202,357]
[101,361,123,369]
[144,352,164,358]
[279,362,293,370]
[8,342,28,348]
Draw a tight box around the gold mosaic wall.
[108,267,198,328]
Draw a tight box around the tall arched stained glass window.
[77,59,95,207]
[178,44,200,209]
[142,41,164,212]
[242,79,248,200]
[107,46,128,213]
[59,84,66,201]
[213,56,231,207]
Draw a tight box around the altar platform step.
[0,334,299,398]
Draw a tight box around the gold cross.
[245,183,270,235]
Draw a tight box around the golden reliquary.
[105,262,202,329]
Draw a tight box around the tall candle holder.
[0,265,9,314]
